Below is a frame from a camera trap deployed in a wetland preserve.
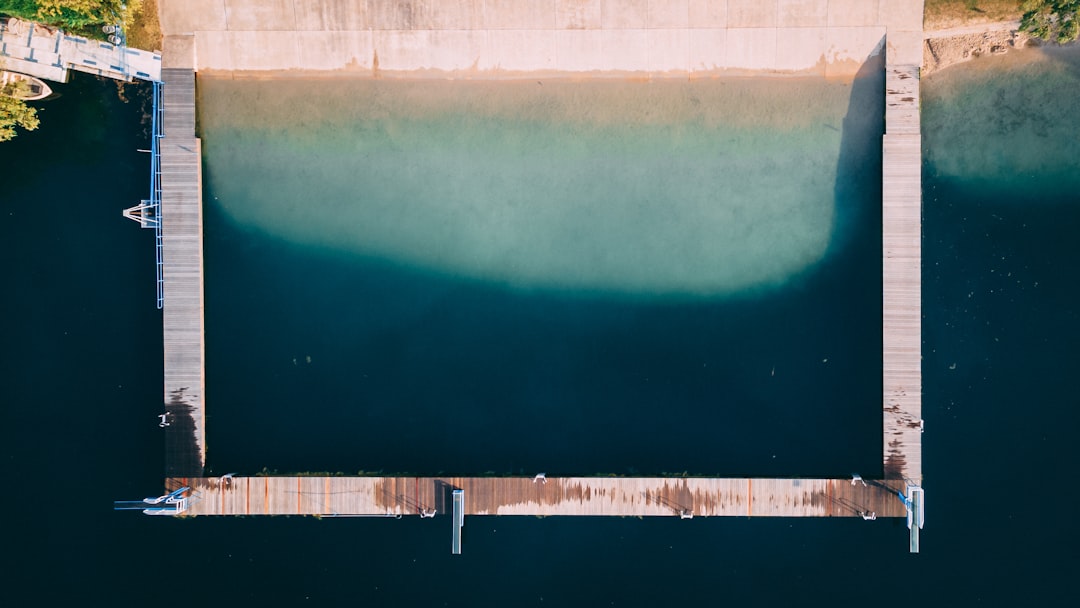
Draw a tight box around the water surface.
[2,47,1079,604]
[198,73,886,476]
[200,76,876,296]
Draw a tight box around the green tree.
[1020,0,1080,43]
[0,1,36,18]
[0,1,140,29]
[0,94,40,142]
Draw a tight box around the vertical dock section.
[882,2,924,551]
[882,64,922,485]
[160,65,205,476]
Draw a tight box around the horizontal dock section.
[174,476,908,519]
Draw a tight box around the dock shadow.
[828,49,886,265]
[164,387,202,477]
[433,479,459,515]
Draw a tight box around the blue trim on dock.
[151,81,165,309]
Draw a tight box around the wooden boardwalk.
[161,67,206,476]
[882,32,923,485]
[172,476,908,519]
[151,6,925,514]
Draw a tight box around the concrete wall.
[161,1,922,76]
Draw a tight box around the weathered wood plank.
[161,67,205,476]
[177,476,909,519]
[882,50,922,484]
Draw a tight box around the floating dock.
[159,66,206,476]
[170,476,909,519]
[882,58,923,485]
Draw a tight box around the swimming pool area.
[198,71,887,477]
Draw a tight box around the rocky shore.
[924,24,1037,75]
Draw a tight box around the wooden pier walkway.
[149,4,925,546]
[882,12,924,486]
[172,476,908,519]
[160,67,206,476]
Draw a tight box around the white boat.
[1,70,52,101]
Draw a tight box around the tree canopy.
[0,0,140,28]
[1020,0,1080,43]
[0,81,40,142]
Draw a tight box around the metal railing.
[122,80,165,308]
[151,80,164,309]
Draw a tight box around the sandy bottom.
[198,74,882,297]
[923,44,1080,196]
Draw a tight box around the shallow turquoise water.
[200,77,878,296]
[923,44,1080,198]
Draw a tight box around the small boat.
[1,70,52,101]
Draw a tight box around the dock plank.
[177,476,909,519]
[882,53,923,484]
[153,12,924,517]
[161,68,205,476]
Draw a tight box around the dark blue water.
[200,71,885,479]
[204,221,883,478]
[3,50,1078,603]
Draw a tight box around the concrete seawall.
[161,0,923,77]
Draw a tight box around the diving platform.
[452,489,464,555]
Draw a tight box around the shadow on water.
[829,50,885,266]
[202,61,890,480]
[163,387,202,477]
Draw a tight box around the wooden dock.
[882,20,923,485]
[160,67,206,476]
[172,476,908,519]
[150,4,925,547]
